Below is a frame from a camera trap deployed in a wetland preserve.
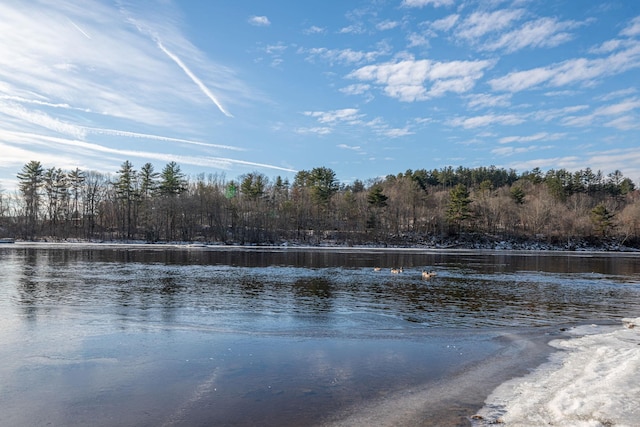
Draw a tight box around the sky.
[1,0,640,192]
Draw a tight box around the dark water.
[1,244,639,426]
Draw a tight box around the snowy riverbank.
[472,318,640,426]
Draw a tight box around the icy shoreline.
[5,237,640,253]
[471,318,640,426]
[321,328,559,427]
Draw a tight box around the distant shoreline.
[4,238,640,254]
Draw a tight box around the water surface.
[1,244,639,426]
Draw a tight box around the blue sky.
[1,0,639,191]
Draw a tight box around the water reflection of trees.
[16,248,77,320]
[291,277,334,314]
[6,247,640,327]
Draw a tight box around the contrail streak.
[85,127,244,151]
[68,18,92,39]
[157,41,234,118]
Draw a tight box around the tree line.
[1,160,639,247]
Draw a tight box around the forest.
[1,159,639,249]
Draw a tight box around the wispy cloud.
[507,148,640,180]
[466,93,511,109]
[407,32,430,48]
[431,14,459,32]
[302,46,390,65]
[304,108,364,124]
[337,144,363,151]
[482,17,583,53]
[0,95,92,113]
[562,97,640,129]
[1,93,243,153]
[339,84,371,96]
[0,1,251,129]
[447,114,525,129]
[492,145,552,156]
[381,127,414,138]
[300,108,414,139]
[4,130,295,173]
[304,25,325,35]
[532,105,590,122]
[489,42,640,92]
[621,16,640,37]
[0,101,87,139]
[294,126,333,135]
[376,20,399,31]
[0,0,288,185]
[455,9,525,41]
[0,140,86,172]
[499,132,566,144]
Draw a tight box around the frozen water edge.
[472,318,640,426]
[320,329,557,427]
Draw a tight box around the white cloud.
[407,33,430,48]
[348,56,494,102]
[340,84,371,95]
[401,0,455,7]
[304,26,325,35]
[248,16,270,26]
[381,127,414,138]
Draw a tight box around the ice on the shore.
[473,318,640,426]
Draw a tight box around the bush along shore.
[2,161,639,250]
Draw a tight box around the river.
[1,243,639,426]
